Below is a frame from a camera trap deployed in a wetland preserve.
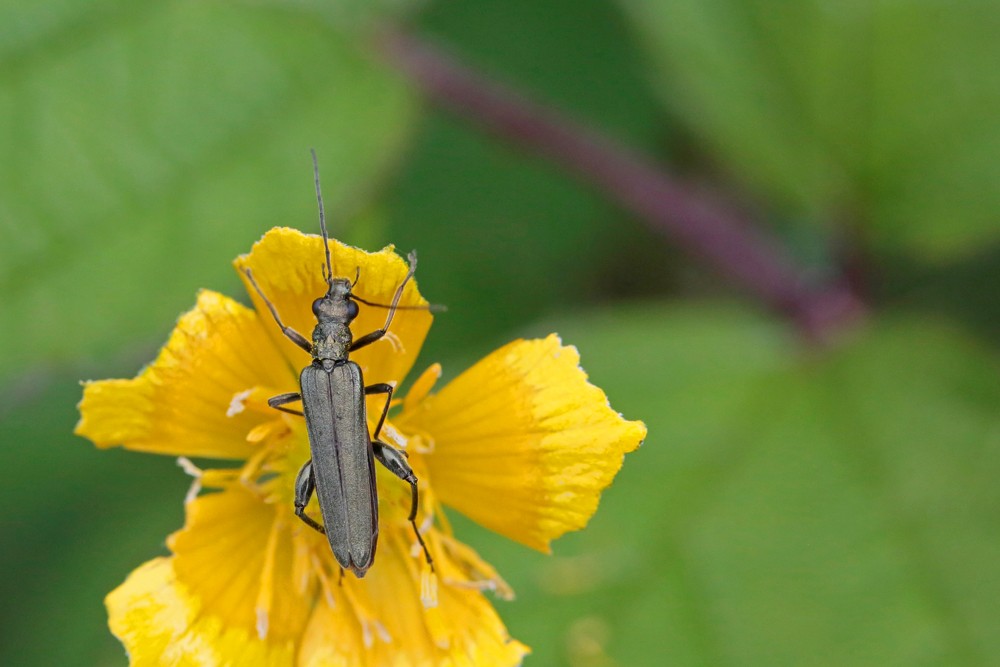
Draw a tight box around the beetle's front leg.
[350,252,417,352]
[293,460,325,535]
[373,441,434,571]
[244,269,312,353]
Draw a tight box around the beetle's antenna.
[352,294,447,313]
[311,148,334,287]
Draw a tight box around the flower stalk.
[378,29,866,343]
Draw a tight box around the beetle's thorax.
[310,278,358,363]
[312,320,352,363]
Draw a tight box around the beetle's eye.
[312,298,324,316]
[346,300,359,319]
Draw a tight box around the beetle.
[242,151,433,577]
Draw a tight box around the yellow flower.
[76,228,646,666]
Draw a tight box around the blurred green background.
[1,1,998,665]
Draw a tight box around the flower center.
[235,401,434,532]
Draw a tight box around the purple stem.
[379,30,866,343]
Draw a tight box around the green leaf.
[0,370,189,665]
[0,0,415,383]
[620,0,1000,258]
[464,303,1000,665]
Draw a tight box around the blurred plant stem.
[379,29,866,344]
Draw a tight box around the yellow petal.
[399,335,646,552]
[108,484,342,663]
[301,528,529,667]
[106,557,300,667]
[167,486,316,647]
[105,558,304,667]
[111,487,527,666]
[107,483,323,666]
[76,291,295,459]
[233,228,433,389]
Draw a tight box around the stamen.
[177,456,201,477]
[411,431,436,455]
[341,580,390,646]
[443,577,498,593]
[432,496,453,536]
[226,389,253,417]
[311,553,338,609]
[200,469,240,489]
[420,567,439,609]
[239,444,273,486]
[292,537,311,596]
[254,519,282,640]
[381,422,407,450]
[246,420,283,444]
[382,330,404,353]
[437,535,515,600]
[255,609,269,643]
[176,457,202,504]
[374,620,392,644]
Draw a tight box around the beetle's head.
[313,278,358,323]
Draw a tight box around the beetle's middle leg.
[268,392,304,417]
[373,441,434,571]
[293,460,326,535]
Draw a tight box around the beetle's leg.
[364,383,394,441]
[350,252,417,352]
[268,392,304,417]
[373,440,434,571]
[293,460,325,535]
[244,269,312,353]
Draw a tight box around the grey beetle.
[243,151,433,577]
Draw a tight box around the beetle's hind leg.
[364,383,394,441]
[373,441,434,572]
[293,460,325,535]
